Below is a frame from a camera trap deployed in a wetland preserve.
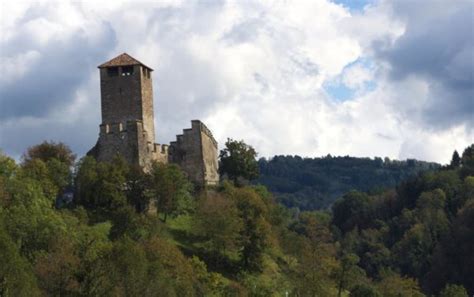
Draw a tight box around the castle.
[88,53,219,186]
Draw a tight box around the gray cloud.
[0,18,116,120]
[375,0,474,129]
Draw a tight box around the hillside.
[257,155,440,210]
[0,143,472,296]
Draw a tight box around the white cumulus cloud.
[0,0,472,164]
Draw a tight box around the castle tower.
[98,53,155,143]
[88,53,161,167]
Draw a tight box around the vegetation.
[257,154,440,210]
[219,138,259,186]
[0,142,472,296]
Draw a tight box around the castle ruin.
[88,53,219,186]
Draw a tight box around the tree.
[75,156,129,212]
[425,200,474,294]
[148,162,193,222]
[460,144,474,178]
[376,270,425,297]
[125,165,150,212]
[34,236,80,296]
[438,284,468,297]
[350,284,382,297]
[193,192,243,259]
[219,139,259,186]
[332,191,373,233]
[335,253,367,297]
[223,184,270,271]
[0,223,40,296]
[294,216,337,296]
[22,141,76,167]
[450,151,461,168]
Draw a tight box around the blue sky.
[332,0,372,11]
[0,0,472,164]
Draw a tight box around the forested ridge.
[257,155,440,210]
[0,141,472,296]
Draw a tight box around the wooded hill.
[257,155,440,210]
[0,142,472,296]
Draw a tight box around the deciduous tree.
[219,139,259,186]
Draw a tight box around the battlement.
[150,142,169,154]
[100,120,150,136]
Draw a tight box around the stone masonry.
[88,53,219,186]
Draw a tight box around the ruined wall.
[169,120,219,186]
[200,124,219,186]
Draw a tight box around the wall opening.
[142,67,150,79]
[107,67,119,77]
[122,66,134,76]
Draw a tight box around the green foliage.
[219,138,259,185]
[350,284,382,297]
[75,156,128,212]
[258,155,439,210]
[224,185,271,271]
[293,215,338,296]
[148,162,193,222]
[438,284,468,297]
[335,253,367,296]
[0,152,17,178]
[332,191,373,233]
[376,270,425,297]
[460,144,474,178]
[450,151,461,168]
[22,140,76,167]
[0,222,40,296]
[193,192,243,258]
[0,143,473,296]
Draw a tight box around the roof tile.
[98,53,153,70]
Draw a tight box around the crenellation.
[88,53,219,187]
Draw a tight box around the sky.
[0,0,473,164]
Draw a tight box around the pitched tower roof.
[98,53,153,70]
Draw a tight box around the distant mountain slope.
[257,155,440,210]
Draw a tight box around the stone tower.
[99,53,155,144]
[88,53,167,167]
[89,53,219,186]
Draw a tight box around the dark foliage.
[257,155,439,210]
[219,138,259,186]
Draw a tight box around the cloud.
[0,2,116,120]
[373,0,474,129]
[0,0,472,165]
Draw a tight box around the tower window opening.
[122,66,134,76]
[107,67,119,76]
[142,67,150,79]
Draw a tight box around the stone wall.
[140,66,155,143]
[100,65,155,144]
[200,125,219,186]
[89,120,167,170]
[169,120,219,186]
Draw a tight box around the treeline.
[0,141,472,296]
[329,144,474,295]
[257,155,440,210]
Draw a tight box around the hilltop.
[257,155,439,210]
